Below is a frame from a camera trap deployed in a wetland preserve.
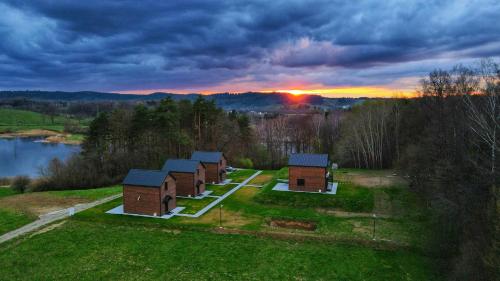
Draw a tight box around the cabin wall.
[194,163,206,194]
[160,175,176,213]
[123,185,161,216]
[288,166,327,192]
[171,172,195,196]
[205,163,219,183]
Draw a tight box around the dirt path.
[0,194,122,244]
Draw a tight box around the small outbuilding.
[122,169,176,216]
[190,151,227,184]
[288,153,329,192]
[162,159,206,197]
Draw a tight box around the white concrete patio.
[106,205,185,220]
[272,182,338,195]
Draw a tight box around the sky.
[1,0,499,98]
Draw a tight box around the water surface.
[0,137,80,178]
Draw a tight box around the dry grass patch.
[335,170,407,188]
[0,193,90,217]
[248,174,273,185]
[30,221,67,238]
[179,208,258,228]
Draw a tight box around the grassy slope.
[254,169,374,212]
[0,186,122,235]
[176,197,218,214]
[226,169,256,182]
[0,209,36,236]
[0,187,18,198]
[0,170,441,280]
[0,108,88,133]
[206,183,238,196]
[0,220,441,281]
[46,185,122,201]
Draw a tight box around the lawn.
[0,187,18,198]
[247,170,276,185]
[226,169,256,182]
[0,186,122,235]
[0,169,442,280]
[255,178,374,212]
[206,183,238,196]
[176,196,218,214]
[276,166,289,179]
[0,220,442,281]
[0,209,36,235]
[0,108,89,133]
[68,171,432,251]
[47,185,122,201]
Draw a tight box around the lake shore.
[0,129,82,145]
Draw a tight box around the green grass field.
[0,220,441,281]
[0,186,122,235]
[206,183,238,196]
[255,178,374,212]
[0,169,442,280]
[47,185,122,201]
[176,196,218,214]
[0,187,18,198]
[0,108,89,133]
[226,169,256,182]
[0,209,36,236]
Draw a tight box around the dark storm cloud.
[0,0,499,91]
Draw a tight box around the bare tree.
[462,60,500,177]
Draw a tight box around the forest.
[21,61,498,280]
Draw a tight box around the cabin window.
[297,179,305,186]
[197,169,199,175]
[219,160,222,165]
[165,182,168,191]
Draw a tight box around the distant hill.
[0,91,363,111]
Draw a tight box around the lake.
[0,137,81,178]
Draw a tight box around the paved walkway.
[176,170,262,218]
[0,193,122,245]
[272,182,338,194]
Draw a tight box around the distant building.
[190,151,227,184]
[288,153,329,192]
[162,159,206,197]
[122,169,176,216]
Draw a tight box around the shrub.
[11,176,31,193]
[238,158,254,169]
[0,177,11,186]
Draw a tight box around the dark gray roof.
[288,153,328,167]
[162,159,201,173]
[191,151,224,163]
[123,169,169,188]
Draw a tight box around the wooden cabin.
[122,169,176,216]
[162,159,206,197]
[288,153,329,192]
[190,151,227,184]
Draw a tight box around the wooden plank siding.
[171,163,206,197]
[123,175,176,216]
[288,166,327,192]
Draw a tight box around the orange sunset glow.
[120,86,415,98]
[261,86,415,98]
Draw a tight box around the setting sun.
[263,87,414,98]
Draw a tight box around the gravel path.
[0,194,122,244]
